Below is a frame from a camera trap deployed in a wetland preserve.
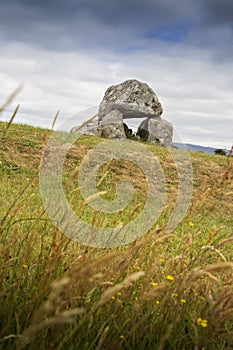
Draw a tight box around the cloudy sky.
[0,0,232,148]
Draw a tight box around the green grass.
[0,120,233,349]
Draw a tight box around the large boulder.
[137,117,173,147]
[99,79,163,119]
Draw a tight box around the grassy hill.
[0,120,233,349]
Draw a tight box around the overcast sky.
[0,0,232,148]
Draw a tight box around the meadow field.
[0,120,232,349]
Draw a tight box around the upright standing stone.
[137,117,173,147]
[101,110,126,139]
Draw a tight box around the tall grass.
[0,107,232,349]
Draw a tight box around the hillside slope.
[1,121,232,221]
[0,120,233,350]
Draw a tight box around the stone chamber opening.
[123,118,149,141]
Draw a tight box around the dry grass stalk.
[65,165,81,190]
[201,245,227,262]
[51,110,59,130]
[0,334,23,343]
[5,104,20,130]
[20,308,85,347]
[96,326,110,350]
[97,170,109,187]
[187,269,219,284]
[204,262,233,273]
[83,191,107,205]
[218,307,233,323]
[0,84,23,115]
[72,113,98,133]
[98,271,145,305]
[157,323,174,350]
[216,236,233,248]
[142,283,168,300]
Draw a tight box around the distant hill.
[173,143,229,155]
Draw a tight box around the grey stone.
[137,117,173,147]
[99,79,163,119]
[136,119,149,141]
[71,115,101,137]
[100,110,126,139]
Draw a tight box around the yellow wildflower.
[172,293,178,298]
[159,259,165,263]
[120,335,125,339]
[111,296,115,300]
[151,282,158,287]
[166,275,174,281]
[201,320,207,328]
[155,300,160,305]
[181,299,186,303]
[189,221,194,227]
[22,264,27,268]
[197,318,208,327]
[134,265,141,271]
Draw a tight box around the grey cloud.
[1,0,233,59]
[203,0,233,27]
[183,0,233,60]
[7,0,197,24]
[0,0,199,50]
